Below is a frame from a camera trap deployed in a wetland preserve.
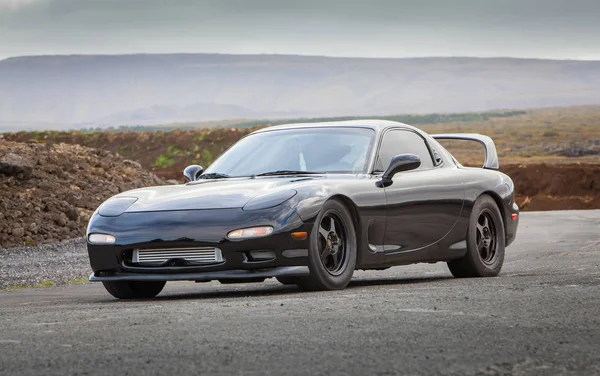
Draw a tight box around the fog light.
[282,249,308,258]
[228,226,273,239]
[248,250,276,261]
[88,233,116,244]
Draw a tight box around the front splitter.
[89,266,310,282]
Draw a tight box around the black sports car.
[86,120,519,299]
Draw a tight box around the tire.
[276,276,299,285]
[102,280,166,299]
[447,194,505,278]
[295,199,357,291]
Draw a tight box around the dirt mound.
[1,128,254,181]
[0,140,164,249]
[502,163,600,211]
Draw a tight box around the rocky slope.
[0,140,164,249]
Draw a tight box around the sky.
[1,0,599,60]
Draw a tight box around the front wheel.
[295,199,357,291]
[447,195,505,277]
[102,280,166,299]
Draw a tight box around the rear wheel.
[295,199,357,291]
[447,195,505,277]
[102,280,166,299]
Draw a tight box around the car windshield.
[203,127,375,177]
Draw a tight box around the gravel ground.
[0,238,89,289]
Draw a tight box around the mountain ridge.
[1,53,600,131]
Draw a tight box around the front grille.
[132,247,223,266]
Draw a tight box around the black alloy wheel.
[476,210,498,265]
[317,212,349,276]
[447,194,505,277]
[295,199,357,291]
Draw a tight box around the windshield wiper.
[255,170,324,177]
[197,172,231,179]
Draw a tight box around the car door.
[377,128,465,253]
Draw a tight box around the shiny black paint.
[381,166,465,255]
[86,121,519,282]
[88,205,311,273]
[379,153,421,187]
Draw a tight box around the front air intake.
[132,247,223,266]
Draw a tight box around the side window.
[375,130,435,172]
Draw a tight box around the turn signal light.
[228,226,274,239]
[291,232,307,240]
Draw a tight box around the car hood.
[120,176,320,212]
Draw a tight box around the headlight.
[227,226,273,239]
[98,197,138,217]
[243,190,297,211]
[88,233,116,244]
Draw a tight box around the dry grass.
[418,105,600,166]
[3,105,600,169]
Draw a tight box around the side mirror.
[183,165,204,182]
[379,154,420,187]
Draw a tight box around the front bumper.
[89,266,310,282]
[87,206,313,282]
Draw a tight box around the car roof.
[250,119,423,135]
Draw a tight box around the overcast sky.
[1,0,599,60]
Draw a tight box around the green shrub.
[153,145,180,168]
[202,149,213,163]
[153,154,175,168]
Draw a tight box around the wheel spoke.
[330,249,340,270]
[476,222,485,233]
[481,216,489,230]
[480,246,489,260]
[329,216,336,236]
[320,247,331,264]
[318,225,329,240]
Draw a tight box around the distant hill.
[100,110,527,132]
[1,54,600,131]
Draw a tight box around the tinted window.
[205,127,375,176]
[376,130,434,171]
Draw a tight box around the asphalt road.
[1,211,599,376]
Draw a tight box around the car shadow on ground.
[348,275,453,288]
[97,275,453,303]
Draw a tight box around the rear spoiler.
[431,133,499,170]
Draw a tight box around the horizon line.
[2,52,600,63]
